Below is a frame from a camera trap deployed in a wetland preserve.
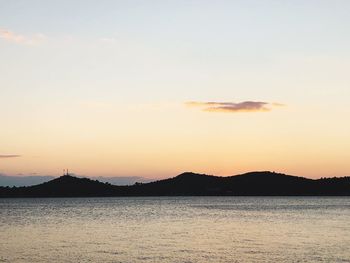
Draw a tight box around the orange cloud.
[0,28,45,45]
[186,101,283,113]
[0,154,21,158]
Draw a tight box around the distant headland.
[0,171,349,197]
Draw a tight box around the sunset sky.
[1,0,350,179]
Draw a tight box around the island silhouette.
[0,171,349,197]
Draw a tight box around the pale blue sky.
[1,1,350,178]
[1,0,349,102]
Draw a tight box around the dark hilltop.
[0,171,349,197]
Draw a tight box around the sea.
[0,197,349,263]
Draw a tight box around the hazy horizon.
[0,169,348,184]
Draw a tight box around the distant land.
[0,174,153,187]
[1,171,350,197]
[0,174,55,187]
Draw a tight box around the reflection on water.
[1,197,349,263]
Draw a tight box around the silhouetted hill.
[0,174,155,187]
[1,172,349,197]
[0,175,123,197]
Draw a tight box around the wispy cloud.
[0,154,21,158]
[186,101,284,113]
[0,28,45,45]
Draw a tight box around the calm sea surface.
[0,197,350,263]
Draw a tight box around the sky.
[1,0,350,179]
